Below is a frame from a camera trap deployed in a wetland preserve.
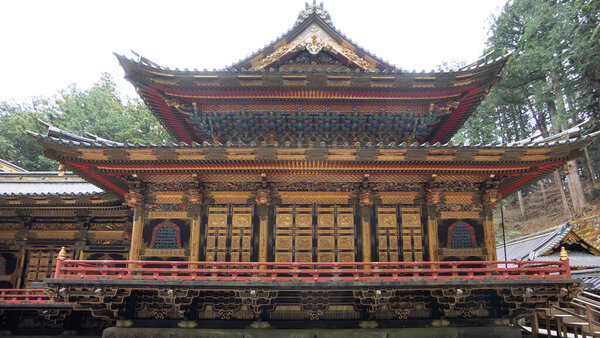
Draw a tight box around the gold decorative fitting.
[560,246,569,261]
[359,189,373,206]
[57,164,65,176]
[57,247,67,261]
[426,188,442,206]
[256,189,271,206]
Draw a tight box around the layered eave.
[27,128,599,199]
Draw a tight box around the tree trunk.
[584,147,598,187]
[566,160,587,215]
[517,190,526,220]
[553,170,573,218]
[538,180,548,204]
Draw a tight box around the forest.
[0,0,599,240]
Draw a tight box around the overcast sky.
[0,0,508,101]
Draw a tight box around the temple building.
[0,3,598,336]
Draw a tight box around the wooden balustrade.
[53,259,571,282]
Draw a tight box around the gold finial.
[560,246,569,261]
[57,247,67,261]
[57,164,65,176]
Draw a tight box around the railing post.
[560,246,571,278]
[54,246,67,278]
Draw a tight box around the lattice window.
[0,256,5,275]
[151,223,181,249]
[448,222,476,248]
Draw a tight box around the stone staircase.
[524,291,600,337]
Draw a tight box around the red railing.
[54,260,571,282]
[0,289,53,304]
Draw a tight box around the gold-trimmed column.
[426,206,438,262]
[359,189,373,263]
[125,188,145,265]
[483,188,501,261]
[425,188,441,262]
[188,188,203,264]
[256,189,271,265]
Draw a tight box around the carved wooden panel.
[400,206,424,262]
[274,206,314,262]
[204,205,254,262]
[274,205,356,262]
[25,247,74,288]
[375,206,399,262]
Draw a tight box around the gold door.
[376,206,400,262]
[274,206,314,262]
[400,206,424,262]
[204,205,254,262]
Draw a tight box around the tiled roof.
[496,224,570,261]
[572,268,600,290]
[0,172,103,196]
[534,251,600,268]
[26,128,600,150]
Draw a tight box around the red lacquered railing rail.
[0,289,53,304]
[54,260,571,282]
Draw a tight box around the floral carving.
[426,188,442,206]
[188,189,203,205]
[359,189,373,206]
[124,189,144,207]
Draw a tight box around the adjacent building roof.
[0,159,27,173]
[0,171,121,207]
[497,220,600,269]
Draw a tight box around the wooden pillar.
[426,205,438,262]
[189,205,202,263]
[128,204,144,262]
[125,189,145,266]
[483,206,497,261]
[359,205,372,263]
[256,188,271,266]
[258,205,269,263]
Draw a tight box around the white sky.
[0,0,507,101]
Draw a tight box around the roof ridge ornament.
[296,1,332,26]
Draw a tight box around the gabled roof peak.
[296,1,332,26]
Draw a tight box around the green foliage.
[454,0,600,145]
[0,73,172,171]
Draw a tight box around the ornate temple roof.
[115,2,508,146]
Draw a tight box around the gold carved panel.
[378,214,397,228]
[337,214,354,227]
[317,214,335,228]
[338,236,355,250]
[208,214,228,227]
[276,236,293,251]
[232,214,251,227]
[276,214,293,227]
[401,213,421,228]
[295,214,312,227]
[318,236,335,250]
[295,236,313,250]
